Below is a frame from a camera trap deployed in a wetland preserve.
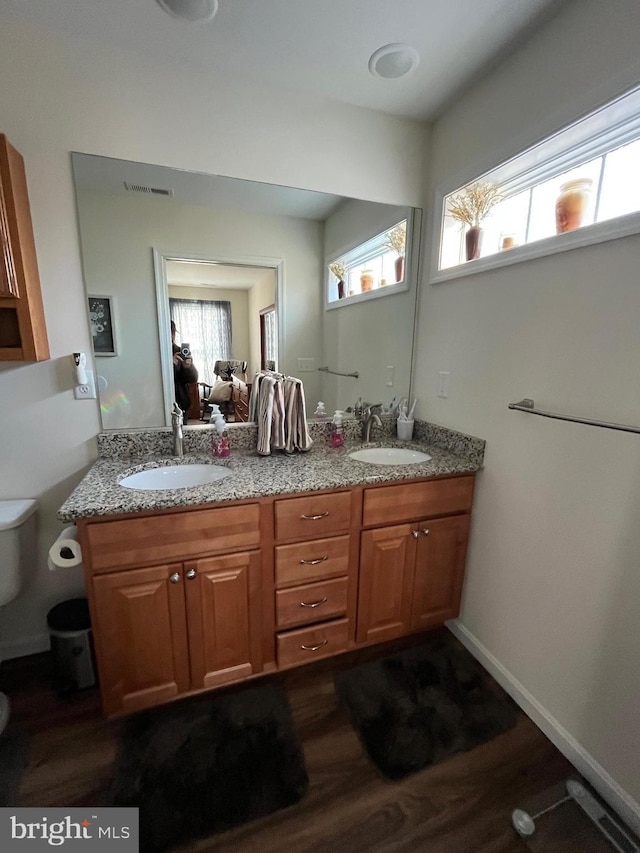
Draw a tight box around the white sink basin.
[120,464,232,491]
[348,447,432,465]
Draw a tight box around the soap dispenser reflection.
[331,411,345,448]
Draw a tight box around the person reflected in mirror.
[171,320,198,423]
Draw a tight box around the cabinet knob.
[412,530,420,538]
[186,568,196,580]
[422,528,430,536]
[169,572,181,584]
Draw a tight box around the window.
[169,298,231,380]
[327,218,409,306]
[260,305,278,371]
[434,84,640,281]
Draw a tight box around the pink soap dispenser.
[211,415,230,458]
[331,411,345,448]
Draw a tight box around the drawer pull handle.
[300,597,328,609]
[300,511,329,520]
[300,640,328,652]
[299,555,328,566]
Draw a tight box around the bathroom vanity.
[59,423,483,717]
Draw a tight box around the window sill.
[325,278,409,309]
[430,210,640,284]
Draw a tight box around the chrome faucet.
[362,405,383,443]
[171,402,184,457]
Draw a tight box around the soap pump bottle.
[331,411,345,448]
[211,415,230,457]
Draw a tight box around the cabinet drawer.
[85,504,261,573]
[362,476,474,527]
[275,492,351,542]
[276,577,348,629]
[275,535,350,587]
[276,618,349,668]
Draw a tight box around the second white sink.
[120,464,232,490]
[349,447,432,465]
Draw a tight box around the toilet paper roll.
[48,526,83,571]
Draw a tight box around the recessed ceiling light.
[156,0,219,23]
[368,43,420,80]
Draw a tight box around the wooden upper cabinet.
[0,134,49,361]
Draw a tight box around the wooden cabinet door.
[185,551,262,690]
[410,515,471,630]
[91,564,190,716]
[356,523,416,644]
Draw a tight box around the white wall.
[416,0,640,826]
[0,17,426,656]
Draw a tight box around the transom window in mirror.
[169,298,231,381]
[327,219,407,306]
[436,83,640,278]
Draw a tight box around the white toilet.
[0,499,38,733]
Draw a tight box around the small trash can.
[47,598,96,696]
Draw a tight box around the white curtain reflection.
[169,298,232,381]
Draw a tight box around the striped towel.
[283,377,312,454]
[256,375,275,455]
[252,370,312,455]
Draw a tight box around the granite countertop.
[57,435,483,522]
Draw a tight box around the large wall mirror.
[71,153,422,431]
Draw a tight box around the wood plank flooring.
[2,634,576,852]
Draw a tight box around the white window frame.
[325,209,421,310]
[430,83,640,284]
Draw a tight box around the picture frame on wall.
[88,295,117,356]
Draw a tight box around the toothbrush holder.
[396,419,414,441]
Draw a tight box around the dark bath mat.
[335,632,518,780]
[111,683,308,853]
[0,729,30,806]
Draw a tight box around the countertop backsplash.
[96,416,484,466]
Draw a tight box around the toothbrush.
[407,398,417,420]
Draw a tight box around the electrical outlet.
[386,365,394,387]
[74,369,97,400]
[437,371,451,399]
[297,358,315,372]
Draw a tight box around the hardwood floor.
[2,634,575,852]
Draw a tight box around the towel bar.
[318,366,359,379]
[508,398,640,434]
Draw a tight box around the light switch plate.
[437,371,450,398]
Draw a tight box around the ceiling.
[72,153,346,219]
[4,0,566,121]
[167,260,276,292]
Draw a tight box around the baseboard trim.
[0,633,50,662]
[447,619,640,837]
